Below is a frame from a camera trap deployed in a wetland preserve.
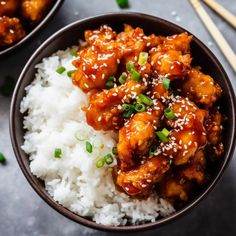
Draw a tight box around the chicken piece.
[151,77,169,100]
[117,24,162,63]
[160,175,192,201]
[116,24,148,63]
[205,108,224,158]
[21,0,53,22]
[149,33,192,79]
[205,108,223,146]
[163,97,208,165]
[85,24,117,49]
[117,102,164,171]
[72,46,121,92]
[86,79,146,131]
[179,149,206,184]
[0,16,25,46]
[0,0,19,16]
[149,47,192,79]
[162,33,192,53]
[182,68,222,107]
[115,155,170,196]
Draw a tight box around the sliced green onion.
[96,157,105,168]
[112,147,118,155]
[137,94,153,106]
[118,72,127,84]
[156,128,170,142]
[104,153,114,165]
[164,108,175,120]
[122,109,134,118]
[67,70,76,77]
[126,61,135,72]
[134,103,146,112]
[54,148,62,158]
[149,145,157,156]
[75,131,87,141]
[162,128,170,136]
[105,80,114,88]
[131,70,141,81]
[70,50,77,57]
[122,104,132,111]
[116,0,129,8]
[156,131,169,142]
[86,141,93,153]
[100,144,105,149]
[0,152,6,164]
[0,76,15,97]
[138,52,148,65]
[162,77,170,90]
[56,66,66,74]
[122,104,135,118]
[105,76,116,88]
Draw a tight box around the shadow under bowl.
[9,12,236,233]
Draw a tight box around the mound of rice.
[20,47,175,226]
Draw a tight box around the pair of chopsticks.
[190,0,236,73]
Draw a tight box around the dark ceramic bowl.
[0,0,64,56]
[10,12,236,232]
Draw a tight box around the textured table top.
[0,0,235,235]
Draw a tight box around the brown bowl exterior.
[0,0,64,56]
[10,12,236,232]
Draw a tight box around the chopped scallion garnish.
[67,70,76,77]
[70,50,77,57]
[149,145,157,156]
[122,109,134,118]
[156,128,170,142]
[122,104,135,118]
[56,66,66,74]
[118,72,127,84]
[0,152,6,164]
[138,52,148,65]
[54,148,62,158]
[112,147,118,155]
[137,94,153,106]
[75,131,87,141]
[162,128,170,137]
[126,61,135,72]
[122,103,132,111]
[131,70,141,81]
[162,77,170,90]
[116,0,129,8]
[104,154,114,165]
[105,77,115,88]
[164,108,175,120]
[0,76,15,97]
[86,141,93,153]
[96,157,105,168]
[134,103,146,112]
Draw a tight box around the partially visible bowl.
[10,12,236,232]
[0,0,64,57]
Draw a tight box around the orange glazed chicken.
[70,24,225,206]
[0,0,55,48]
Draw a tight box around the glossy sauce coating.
[0,0,55,47]
[71,24,224,204]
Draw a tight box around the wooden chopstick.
[190,0,236,73]
[203,0,236,29]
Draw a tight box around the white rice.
[20,47,175,226]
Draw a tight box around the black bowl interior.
[0,0,64,57]
[10,12,236,232]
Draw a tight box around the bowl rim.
[0,0,64,57]
[10,11,236,232]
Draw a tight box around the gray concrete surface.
[0,0,235,235]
